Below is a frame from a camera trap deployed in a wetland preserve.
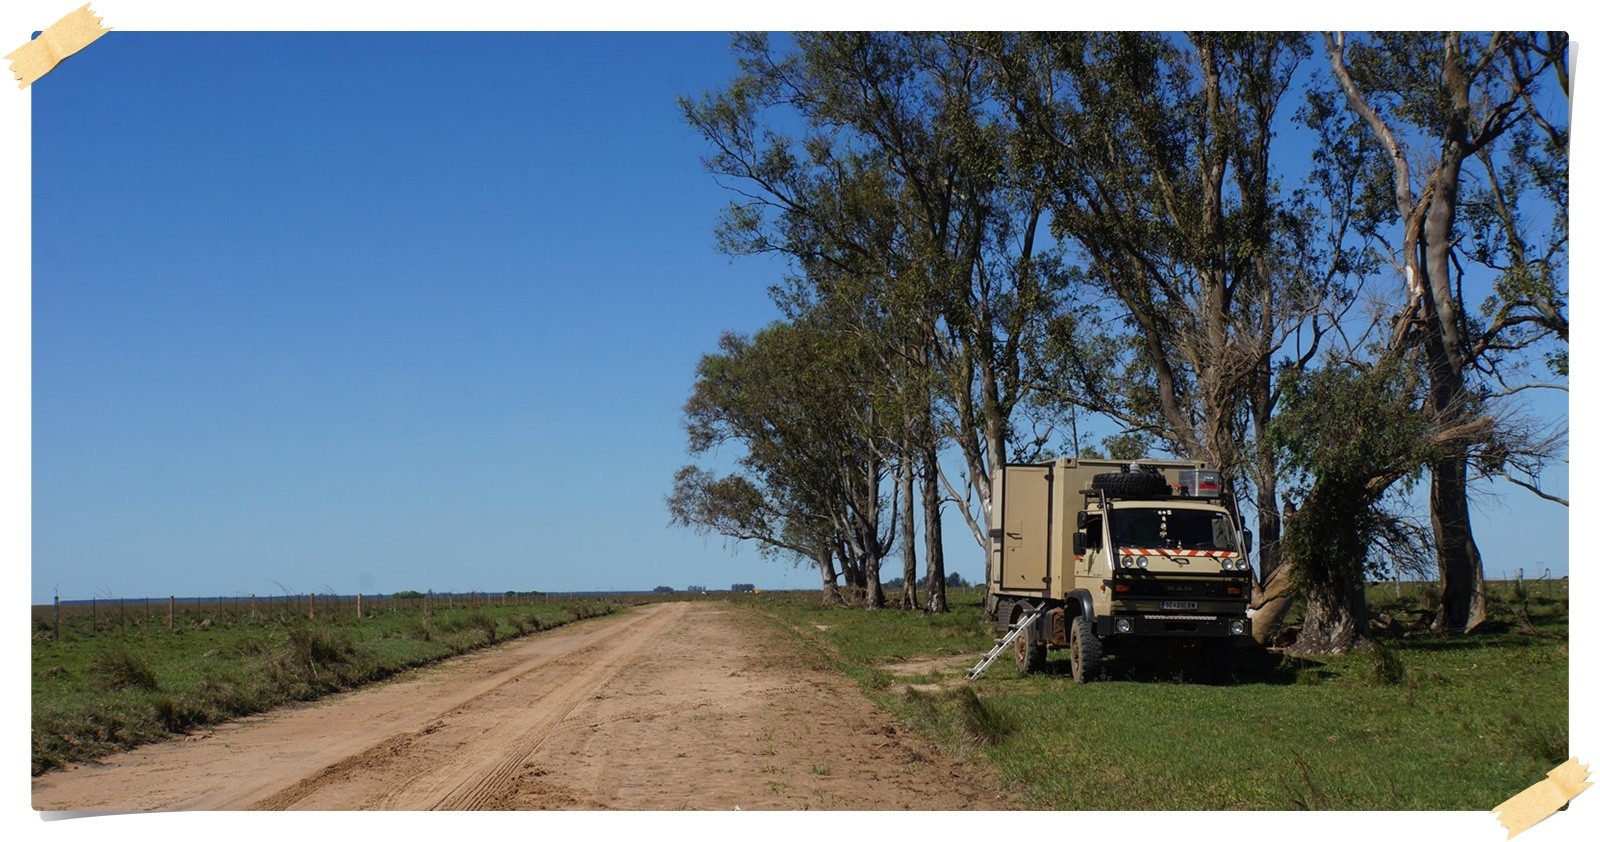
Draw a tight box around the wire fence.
[31,590,565,642]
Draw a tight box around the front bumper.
[1095,614,1251,638]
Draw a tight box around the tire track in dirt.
[32,603,677,812]
[35,600,1012,812]
[249,602,689,810]
[381,601,689,810]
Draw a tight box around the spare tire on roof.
[1091,469,1170,498]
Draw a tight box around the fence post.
[168,595,175,632]
[356,593,363,619]
[53,595,60,642]
[309,592,315,621]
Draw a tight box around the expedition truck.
[981,458,1254,682]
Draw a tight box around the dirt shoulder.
[32,600,1012,811]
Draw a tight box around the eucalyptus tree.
[1320,31,1569,633]
[979,32,1363,602]
[669,322,898,607]
[681,33,1059,612]
[1269,354,1495,654]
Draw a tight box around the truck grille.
[1111,573,1246,600]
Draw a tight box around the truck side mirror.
[1241,529,1253,557]
[1073,532,1086,555]
[1077,511,1087,529]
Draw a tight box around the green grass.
[32,598,619,776]
[738,582,1569,810]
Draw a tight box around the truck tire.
[1092,470,1169,498]
[1014,616,1046,676]
[1069,615,1102,683]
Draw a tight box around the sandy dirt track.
[32,601,1013,811]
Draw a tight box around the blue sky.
[25,29,818,602]
[8,10,1572,610]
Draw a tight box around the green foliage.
[1269,360,1434,585]
[680,32,1065,586]
[1102,432,1156,461]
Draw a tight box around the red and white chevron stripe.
[1121,549,1241,558]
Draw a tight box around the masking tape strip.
[5,4,111,90]
[1493,757,1591,839]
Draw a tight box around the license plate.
[1161,601,1198,611]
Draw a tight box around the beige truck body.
[985,457,1253,681]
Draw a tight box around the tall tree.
[669,322,898,607]
[982,32,1357,599]
[681,33,1059,612]
[1322,31,1569,633]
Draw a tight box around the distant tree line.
[667,32,1567,654]
[882,571,971,592]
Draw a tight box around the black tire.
[1069,615,1102,683]
[1091,470,1169,498]
[1014,615,1046,676]
[992,598,1014,632]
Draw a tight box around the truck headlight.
[1115,618,1132,633]
[1120,555,1134,569]
[1230,620,1246,635]
[1137,556,1149,569]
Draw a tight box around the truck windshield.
[1111,508,1235,551]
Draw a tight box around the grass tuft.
[949,684,1010,747]
[94,645,159,691]
[1368,639,1406,686]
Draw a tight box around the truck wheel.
[1069,616,1102,683]
[1014,616,1046,675]
[1092,470,1169,498]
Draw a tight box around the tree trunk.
[921,436,948,614]
[1417,49,1488,636]
[898,454,919,610]
[1288,561,1367,656]
[1252,359,1284,581]
[817,552,843,606]
[863,558,885,609]
[835,540,864,603]
[1248,554,1295,648]
[1431,455,1488,632]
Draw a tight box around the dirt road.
[32,601,1011,811]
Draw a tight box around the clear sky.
[23,28,814,602]
[12,8,1572,608]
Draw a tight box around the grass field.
[31,595,622,776]
[746,581,1569,811]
